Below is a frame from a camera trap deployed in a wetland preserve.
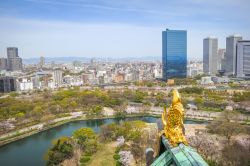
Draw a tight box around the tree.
[188,134,218,161]
[207,110,245,144]
[33,106,43,114]
[43,90,52,99]
[113,104,127,118]
[69,101,77,110]
[233,91,250,102]
[31,105,43,120]
[221,139,250,166]
[73,128,98,154]
[99,124,114,142]
[99,121,146,142]
[130,129,147,164]
[156,92,166,106]
[46,137,74,166]
[15,112,25,119]
[179,87,203,95]
[194,97,204,107]
[59,98,70,111]
[125,122,156,164]
[174,78,197,85]
[92,106,102,115]
[134,91,146,103]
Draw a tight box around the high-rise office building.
[39,56,45,68]
[223,35,242,75]
[218,48,226,70]
[236,40,250,79]
[162,29,187,80]
[7,47,18,59]
[203,37,219,74]
[0,76,17,93]
[8,58,23,71]
[7,47,23,71]
[53,69,63,87]
[0,58,8,70]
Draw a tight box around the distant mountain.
[23,56,161,64]
[23,57,91,64]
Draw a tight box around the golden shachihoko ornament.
[161,89,188,147]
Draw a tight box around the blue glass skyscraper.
[162,29,187,80]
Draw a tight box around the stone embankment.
[0,112,86,146]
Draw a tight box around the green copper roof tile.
[172,144,209,166]
[151,136,209,166]
[151,150,174,166]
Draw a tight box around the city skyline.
[0,0,250,60]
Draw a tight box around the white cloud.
[24,0,182,16]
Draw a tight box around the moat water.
[0,116,206,166]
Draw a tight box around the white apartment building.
[17,78,33,91]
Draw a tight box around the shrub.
[80,156,91,163]
[116,161,122,166]
[179,87,204,95]
[9,92,19,97]
[206,159,219,166]
[115,146,121,153]
[233,91,250,102]
[113,154,120,160]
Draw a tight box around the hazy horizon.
[0,0,250,60]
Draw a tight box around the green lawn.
[86,142,116,166]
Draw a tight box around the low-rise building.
[17,78,33,91]
[200,76,214,85]
[114,72,125,83]
[211,76,229,83]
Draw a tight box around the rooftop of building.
[204,36,217,39]
[238,40,250,42]
[228,34,242,38]
[164,29,187,32]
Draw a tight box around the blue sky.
[0,0,250,60]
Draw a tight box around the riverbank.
[0,114,151,146]
[0,113,211,147]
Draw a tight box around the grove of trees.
[46,137,74,166]
[46,127,98,166]
[188,110,250,166]
[0,88,151,134]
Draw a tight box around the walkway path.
[0,113,84,140]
